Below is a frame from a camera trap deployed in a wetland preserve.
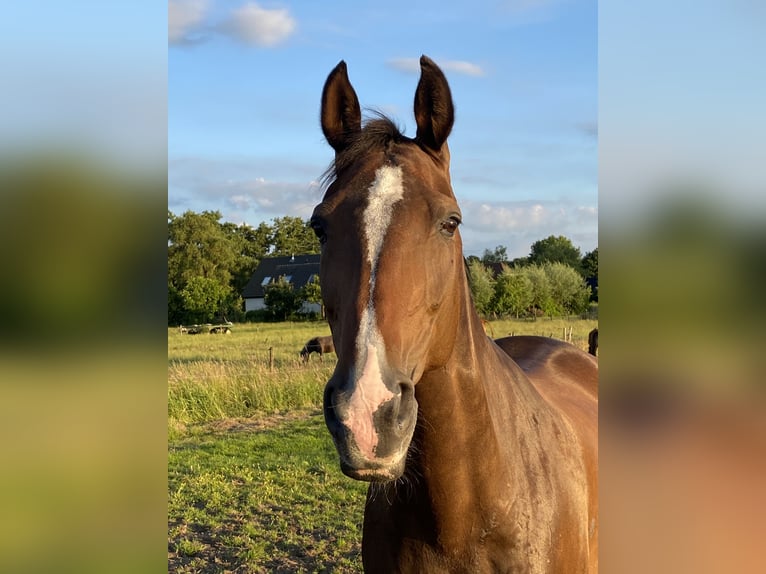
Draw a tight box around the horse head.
[313,57,465,482]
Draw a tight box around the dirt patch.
[204,408,322,434]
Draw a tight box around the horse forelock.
[320,115,410,192]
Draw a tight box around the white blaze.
[345,165,404,459]
[361,165,405,306]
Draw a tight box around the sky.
[599,0,766,224]
[168,0,598,259]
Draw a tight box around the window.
[260,276,271,286]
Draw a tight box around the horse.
[300,335,336,363]
[312,56,598,573]
[588,328,598,357]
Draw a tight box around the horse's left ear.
[414,56,454,154]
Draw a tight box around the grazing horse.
[588,328,598,357]
[300,335,336,362]
[313,56,598,573]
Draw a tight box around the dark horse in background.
[300,335,335,363]
[588,328,599,357]
[313,56,598,573]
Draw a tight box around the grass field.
[168,316,597,572]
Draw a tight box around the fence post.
[268,346,274,371]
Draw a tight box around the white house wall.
[244,298,266,312]
[301,302,322,314]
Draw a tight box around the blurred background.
[600,1,765,572]
[0,2,168,573]
[1,1,763,573]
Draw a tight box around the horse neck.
[422,270,541,427]
[408,277,544,541]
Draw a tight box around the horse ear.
[321,61,362,153]
[414,55,454,154]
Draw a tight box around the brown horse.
[313,56,598,573]
[588,328,598,356]
[300,335,335,362]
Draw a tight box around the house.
[242,254,321,313]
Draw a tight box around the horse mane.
[321,113,412,190]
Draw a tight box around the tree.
[168,210,238,289]
[491,266,533,318]
[264,276,302,321]
[581,248,598,302]
[467,259,495,316]
[529,235,583,274]
[168,210,241,324]
[522,264,555,318]
[300,274,323,317]
[270,216,320,256]
[180,275,231,323]
[542,262,591,315]
[509,256,529,268]
[168,283,185,326]
[168,210,328,325]
[465,254,482,266]
[481,245,508,265]
[221,221,272,293]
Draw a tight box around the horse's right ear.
[321,61,362,154]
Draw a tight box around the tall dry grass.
[487,317,598,352]
[168,322,335,431]
[168,317,598,431]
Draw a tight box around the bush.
[245,309,273,322]
[490,266,534,318]
[264,277,302,321]
[467,259,495,316]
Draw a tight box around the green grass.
[167,317,597,572]
[168,412,367,573]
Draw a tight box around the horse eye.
[310,216,327,244]
[441,216,461,236]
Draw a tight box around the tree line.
[168,210,319,325]
[168,210,597,325]
[467,237,598,319]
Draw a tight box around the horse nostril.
[396,380,415,430]
[323,382,342,434]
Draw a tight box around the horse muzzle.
[324,370,417,482]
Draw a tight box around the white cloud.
[168,156,324,224]
[469,201,548,230]
[387,58,485,77]
[459,199,598,257]
[220,177,320,221]
[168,0,207,44]
[387,58,419,73]
[223,2,296,47]
[440,60,486,77]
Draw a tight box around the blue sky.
[599,0,766,223]
[169,0,597,258]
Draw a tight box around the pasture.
[168,317,597,572]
